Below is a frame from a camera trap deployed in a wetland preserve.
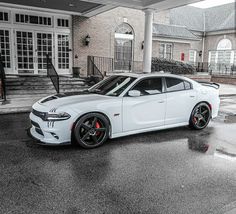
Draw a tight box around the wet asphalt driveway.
[0,113,236,214]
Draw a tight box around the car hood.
[36,91,115,110]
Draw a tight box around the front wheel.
[189,103,211,130]
[73,113,110,149]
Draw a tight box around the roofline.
[153,35,201,41]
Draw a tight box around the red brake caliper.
[95,121,101,136]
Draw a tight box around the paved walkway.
[1,83,236,115]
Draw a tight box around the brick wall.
[172,43,191,62]
[72,7,145,76]
[211,75,236,85]
[203,33,236,62]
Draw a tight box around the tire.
[73,113,110,149]
[189,103,211,130]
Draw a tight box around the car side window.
[166,77,185,92]
[184,81,192,90]
[132,78,162,96]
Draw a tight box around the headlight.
[44,112,71,121]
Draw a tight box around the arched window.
[217,39,232,50]
[114,23,134,71]
[115,23,133,35]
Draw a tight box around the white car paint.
[29,73,220,145]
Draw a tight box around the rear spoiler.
[197,81,220,89]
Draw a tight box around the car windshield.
[88,75,136,96]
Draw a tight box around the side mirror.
[128,90,141,97]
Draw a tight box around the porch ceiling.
[0,0,204,16]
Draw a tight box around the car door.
[122,77,166,132]
[164,77,197,125]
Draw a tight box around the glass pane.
[166,78,185,92]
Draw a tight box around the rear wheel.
[73,113,109,149]
[189,103,211,130]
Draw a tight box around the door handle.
[158,100,165,103]
[190,95,195,98]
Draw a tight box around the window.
[166,78,185,92]
[217,39,232,50]
[132,78,162,96]
[57,18,69,27]
[189,50,197,65]
[15,14,52,26]
[184,81,192,90]
[114,23,134,71]
[0,29,11,68]
[159,43,173,60]
[89,75,136,96]
[115,23,133,35]
[0,11,9,22]
[57,34,70,69]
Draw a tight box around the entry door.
[122,77,166,132]
[55,33,70,74]
[0,29,12,74]
[16,31,35,74]
[114,39,133,71]
[35,32,53,74]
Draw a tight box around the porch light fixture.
[85,35,91,46]
[199,50,202,57]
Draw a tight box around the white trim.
[115,33,134,40]
[153,37,195,44]
[230,51,234,64]
[189,50,197,65]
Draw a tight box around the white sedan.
[29,73,220,148]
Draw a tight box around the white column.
[143,9,154,73]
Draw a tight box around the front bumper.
[29,112,73,145]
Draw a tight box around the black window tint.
[184,81,191,90]
[132,78,162,96]
[166,78,185,92]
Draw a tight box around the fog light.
[51,133,59,140]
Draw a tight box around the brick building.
[73,2,235,76]
[0,1,235,77]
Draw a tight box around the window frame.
[0,10,10,23]
[163,77,193,93]
[125,77,165,97]
[57,18,70,28]
[159,43,173,60]
[14,13,53,27]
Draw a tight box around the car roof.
[113,72,194,82]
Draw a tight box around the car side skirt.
[111,122,190,139]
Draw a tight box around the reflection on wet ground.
[0,113,236,214]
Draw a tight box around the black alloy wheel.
[189,103,211,130]
[74,113,109,148]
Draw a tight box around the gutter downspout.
[202,12,206,63]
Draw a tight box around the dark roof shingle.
[153,23,200,40]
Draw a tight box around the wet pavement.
[0,112,236,214]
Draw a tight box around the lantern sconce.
[141,41,144,50]
[84,34,91,46]
[199,50,202,57]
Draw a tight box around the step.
[6,76,85,81]
[6,85,88,92]
[6,84,87,90]
[6,87,89,95]
[6,80,86,87]
[6,88,89,99]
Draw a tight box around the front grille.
[31,120,44,136]
[32,109,46,120]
